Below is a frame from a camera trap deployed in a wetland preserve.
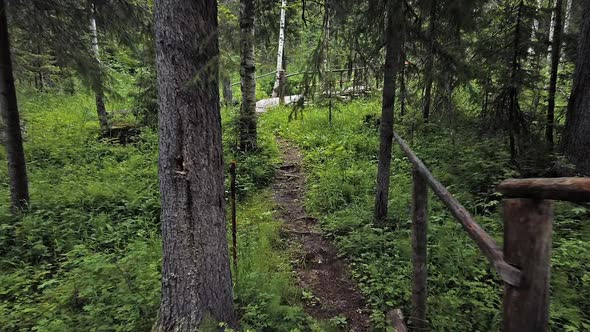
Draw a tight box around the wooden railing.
[392,130,590,331]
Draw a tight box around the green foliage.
[0,92,160,331]
[0,92,313,331]
[263,100,590,331]
[233,192,320,331]
[222,105,281,198]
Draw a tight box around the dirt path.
[272,138,371,331]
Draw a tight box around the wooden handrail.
[498,177,590,202]
[230,71,276,87]
[395,130,589,331]
[392,131,521,286]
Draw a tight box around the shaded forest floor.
[1,93,589,331]
[273,138,370,331]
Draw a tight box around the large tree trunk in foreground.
[374,0,404,224]
[0,0,29,212]
[239,0,257,151]
[153,0,235,330]
[271,0,287,98]
[546,0,563,148]
[89,3,109,131]
[562,0,590,175]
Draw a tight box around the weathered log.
[386,309,408,332]
[412,168,428,331]
[503,198,553,332]
[392,131,521,286]
[498,177,590,202]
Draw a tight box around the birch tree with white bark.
[272,0,287,98]
[89,2,109,131]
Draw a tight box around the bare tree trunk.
[562,0,590,175]
[1,3,26,191]
[374,0,404,224]
[508,0,525,163]
[89,3,109,131]
[324,0,332,125]
[400,49,407,117]
[546,0,563,148]
[239,0,257,151]
[272,0,287,98]
[153,0,235,330]
[0,0,29,212]
[422,0,436,123]
[564,0,573,34]
[222,76,233,106]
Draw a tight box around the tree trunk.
[562,0,590,175]
[153,0,235,330]
[222,76,233,106]
[564,0,573,34]
[0,0,29,212]
[325,0,332,125]
[508,0,525,163]
[90,3,109,131]
[272,0,287,98]
[400,49,407,117]
[239,0,257,151]
[374,0,404,224]
[422,0,436,123]
[546,0,563,148]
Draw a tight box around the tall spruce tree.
[562,0,590,175]
[153,0,235,329]
[239,0,257,151]
[0,0,29,212]
[374,0,404,224]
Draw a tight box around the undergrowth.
[0,92,316,331]
[263,100,590,331]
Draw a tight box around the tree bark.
[422,0,436,123]
[562,0,590,175]
[89,2,109,131]
[0,0,29,212]
[153,0,235,330]
[400,46,407,117]
[564,0,573,34]
[239,0,257,151]
[272,0,287,98]
[508,0,524,162]
[374,0,404,224]
[546,0,563,147]
[222,76,233,106]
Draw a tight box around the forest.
[1,0,589,331]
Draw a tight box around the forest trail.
[272,138,371,331]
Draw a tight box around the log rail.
[392,130,590,332]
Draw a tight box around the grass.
[1,90,588,331]
[262,99,590,331]
[0,91,317,331]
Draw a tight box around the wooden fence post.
[502,198,553,332]
[412,168,428,330]
[230,161,238,272]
